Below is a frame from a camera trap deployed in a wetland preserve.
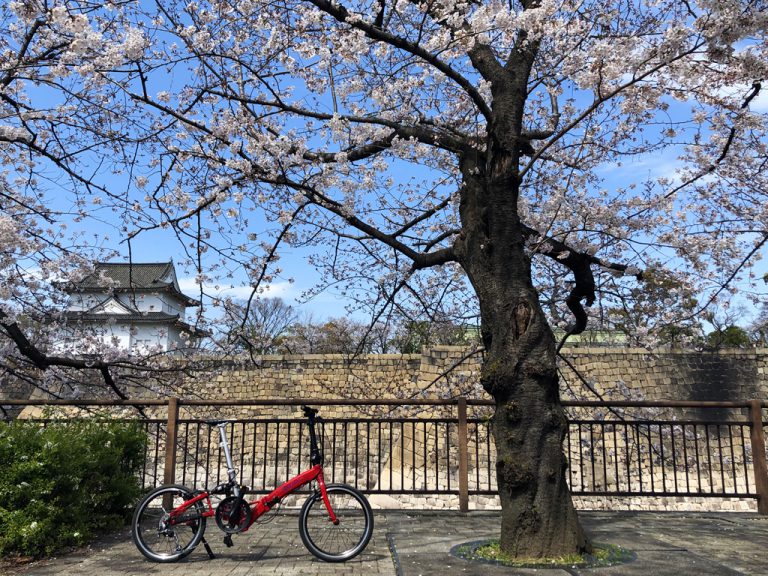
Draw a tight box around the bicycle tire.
[298,483,373,562]
[131,484,206,562]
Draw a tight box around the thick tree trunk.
[480,290,589,558]
[455,156,590,558]
[486,334,588,557]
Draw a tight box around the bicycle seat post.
[216,422,240,494]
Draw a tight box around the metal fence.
[4,397,768,513]
[567,416,755,498]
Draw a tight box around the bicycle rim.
[132,485,206,562]
[299,484,373,562]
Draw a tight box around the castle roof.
[63,262,200,307]
[60,308,208,337]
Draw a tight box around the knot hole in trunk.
[513,302,532,339]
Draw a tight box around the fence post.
[163,397,179,487]
[749,400,768,514]
[458,397,469,513]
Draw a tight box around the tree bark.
[455,154,590,558]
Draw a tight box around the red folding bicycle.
[131,406,373,563]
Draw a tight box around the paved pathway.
[0,513,395,576]
[3,511,768,575]
[388,511,768,575]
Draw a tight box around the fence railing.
[3,397,768,513]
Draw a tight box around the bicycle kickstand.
[201,537,216,559]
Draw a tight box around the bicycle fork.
[317,476,340,525]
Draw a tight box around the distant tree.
[705,325,752,349]
[749,304,768,346]
[391,319,478,354]
[223,297,299,355]
[702,306,754,349]
[284,316,375,355]
[605,268,702,347]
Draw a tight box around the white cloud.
[177,277,295,301]
[750,90,768,113]
[598,153,683,184]
[713,84,768,113]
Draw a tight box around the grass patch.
[451,540,635,569]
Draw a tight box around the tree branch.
[282,179,458,270]
[519,41,708,180]
[520,224,641,348]
[203,87,475,155]
[2,309,148,412]
[304,0,492,121]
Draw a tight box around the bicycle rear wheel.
[298,483,373,562]
[131,484,206,562]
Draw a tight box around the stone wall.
[165,348,483,422]
[559,347,768,403]
[205,353,423,402]
[10,346,768,409]
[190,346,768,408]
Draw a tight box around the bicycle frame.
[132,406,373,563]
[167,418,338,531]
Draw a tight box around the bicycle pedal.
[223,534,234,548]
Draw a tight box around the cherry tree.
[2,0,767,558]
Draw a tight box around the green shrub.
[0,419,147,558]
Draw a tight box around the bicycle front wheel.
[299,483,373,562]
[131,484,206,562]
